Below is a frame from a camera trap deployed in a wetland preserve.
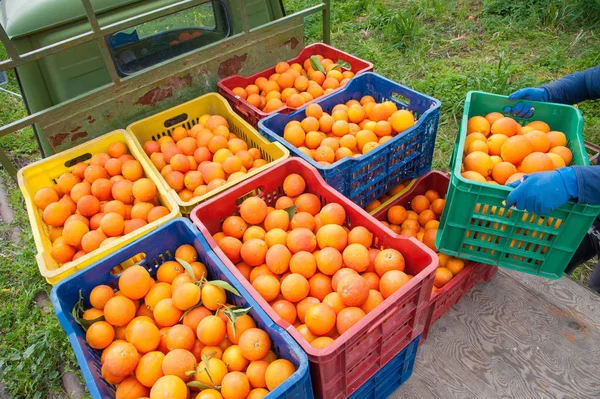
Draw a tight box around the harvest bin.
[437,91,600,279]
[218,42,374,128]
[125,92,289,215]
[17,130,180,285]
[50,218,312,399]
[190,158,438,399]
[258,72,441,209]
[372,170,498,343]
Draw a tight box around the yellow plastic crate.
[17,130,181,285]
[125,93,290,215]
[368,178,417,215]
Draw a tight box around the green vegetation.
[0,0,598,396]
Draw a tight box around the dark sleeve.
[542,65,600,104]
[572,166,600,205]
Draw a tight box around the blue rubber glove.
[503,88,549,118]
[505,167,578,215]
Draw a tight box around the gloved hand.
[505,167,578,215]
[503,88,549,118]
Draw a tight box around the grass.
[0,0,599,396]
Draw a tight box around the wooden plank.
[391,270,600,398]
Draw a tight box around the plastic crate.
[49,218,312,399]
[437,91,600,279]
[218,42,373,127]
[371,170,497,343]
[190,158,438,399]
[17,130,180,285]
[125,92,289,215]
[258,72,441,209]
[348,335,420,399]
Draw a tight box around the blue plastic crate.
[348,335,420,398]
[50,218,312,399]
[258,72,441,208]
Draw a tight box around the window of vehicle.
[106,1,231,76]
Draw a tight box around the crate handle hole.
[236,187,264,206]
[64,153,92,168]
[391,92,411,106]
[109,252,147,275]
[164,113,188,128]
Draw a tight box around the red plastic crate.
[218,42,373,127]
[371,170,497,343]
[190,158,438,399]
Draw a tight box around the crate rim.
[125,92,290,210]
[259,71,442,172]
[190,157,439,357]
[49,217,311,399]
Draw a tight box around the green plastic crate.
[436,91,600,279]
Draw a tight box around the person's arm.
[571,166,600,205]
[505,166,600,215]
[542,65,600,105]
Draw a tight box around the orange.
[201,283,227,311]
[161,349,197,382]
[290,212,316,231]
[86,321,115,349]
[238,328,271,361]
[272,300,297,324]
[281,273,310,303]
[319,203,346,226]
[296,297,320,324]
[149,375,188,399]
[464,151,493,177]
[491,117,519,137]
[311,336,334,349]
[34,187,60,210]
[500,135,533,165]
[304,303,336,336]
[492,162,518,185]
[241,239,268,266]
[221,371,250,399]
[526,120,550,133]
[505,173,525,185]
[265,359,296,391]
[520,152,554,174]
[115,376,149,399]
[361,288,385,313]
[283,173,306,197]
[104,296,136,327]
[246,360,269,389]
[467,116,491,136]
[523,130,550,153]
[549,146,572,165]
[336,307,366,335]
[485,112,504,125]
[104,341,139,378]
[547,152,566,169]
[90,285,114,310]
[315,247,343,276]
[119,265,153,300]
[290,251,317,278]
[342,244,370,272]
[265,244,292,274]
[316,224,347,252]
[240,197,268,225]
[430,198,446,216]
[337,274,369,307]
[390,110,415,133]
[195,357,228,386]
[286,227,317,253]
[379,270,411,298]
[374,249,405,276]
[322,292,346,315]
[547,131,567,148]
[462,171,486,182]
[434,267,453,287]
[446,258,465,275]
[252,275,281,302]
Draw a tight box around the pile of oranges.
[232,56,356,112]
[380,189,466,291]
[33,142,169,265]
[212,173,414,349]
[282,97,416,166]
[142,114,268,202]
[461,113,573,185]
[80,244,296,399]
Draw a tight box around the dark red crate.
[372,170,497,344]
[218,42,373,127]
[190,158,437,399]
